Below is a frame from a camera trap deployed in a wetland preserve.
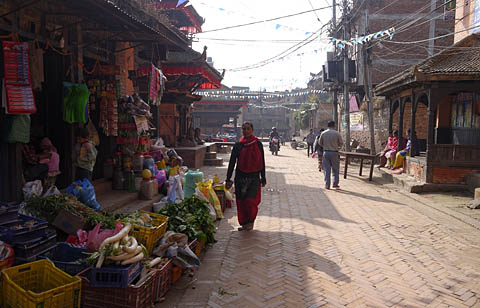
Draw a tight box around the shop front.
[0,0,189,202]
[375,35,480,185]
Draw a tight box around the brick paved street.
[158,144,480,308]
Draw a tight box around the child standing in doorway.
[73,128,97,181]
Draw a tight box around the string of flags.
[331,27,395,49]
[194,89,326,99]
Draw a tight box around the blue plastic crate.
[0,214,48,241]
[89,262,143,288]
[0,203,19,225]
[13,229,57,259]
[39,243,89,276]
[14,244,57,265]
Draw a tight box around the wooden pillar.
[76,23,83,83]
[410,93,417,157]
[398,98,405,152]
[388,98,394,132]
[425,89,439,183]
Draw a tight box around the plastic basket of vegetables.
[85,223,147,288]
[148,258,172,300]
[128,211,168,254]
[79,267,155,308]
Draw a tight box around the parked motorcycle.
[270,137,280,155]
[290,140,297,150]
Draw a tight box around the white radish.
[146,257,163,268]
[99,223,131,250]
[121,252,144,265]
[124,237,138,254]
[140,213,152,224]
[107,246,142,261]
[96,251,105,268]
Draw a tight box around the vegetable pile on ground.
[24,194,125,230]
[158,196,216,244]
[25,194,96,222]
[86,223,147,267]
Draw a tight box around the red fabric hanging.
[162,65,221,89]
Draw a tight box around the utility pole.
[332,0,339,130]
[363,9,376,155]
[343,0,351,151]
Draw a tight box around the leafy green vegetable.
[158,197,216,244]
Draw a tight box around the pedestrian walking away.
[305,128,316,157]
[319,121,343,190]
[225,121,267,231]
[313,129,324,172]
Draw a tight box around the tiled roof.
[375,35,480,95]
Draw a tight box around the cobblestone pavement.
[158,144,480,308]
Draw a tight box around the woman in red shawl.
[225,122,266,231]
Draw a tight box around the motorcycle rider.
[269,127,280,152]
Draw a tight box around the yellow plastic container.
[130,211,168,254]
[1,259,81,308]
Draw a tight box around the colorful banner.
[331,27,395,49]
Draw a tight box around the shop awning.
[162,64,222,89]
[61,0,189,51]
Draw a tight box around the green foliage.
[294,104,313,130]
[158,196,216,244]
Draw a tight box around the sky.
[189,0,334,92]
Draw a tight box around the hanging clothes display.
[63,82,89,124]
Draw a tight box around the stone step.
[92,178,112,195]
[204,158,224,166]
[96,190,139,213]
[205,152,218,159]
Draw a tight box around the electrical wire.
[197,5,333,34]
[307,0,323,23]
[227,24,330,72]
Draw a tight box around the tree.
[294,104,312,130]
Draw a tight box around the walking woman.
[225,122,267,231]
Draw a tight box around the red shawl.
[238,135,263,173]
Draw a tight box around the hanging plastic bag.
[155,169,167,188]
[224,188,233,201]
[167,175,184,203]
[153,231,200,269]
[195,187,216,221]
[174,175,185,200]
[86,221,123,252]
[43,185,61,197]
[66,178,101,211]
[183,169,204,198]
[23,180,43,199]
[197,180,223,219]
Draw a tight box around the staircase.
[204,151,223,166]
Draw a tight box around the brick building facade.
[340,0,455,151]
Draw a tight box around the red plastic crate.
[79,269,155,308]
[152,259,172,301]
